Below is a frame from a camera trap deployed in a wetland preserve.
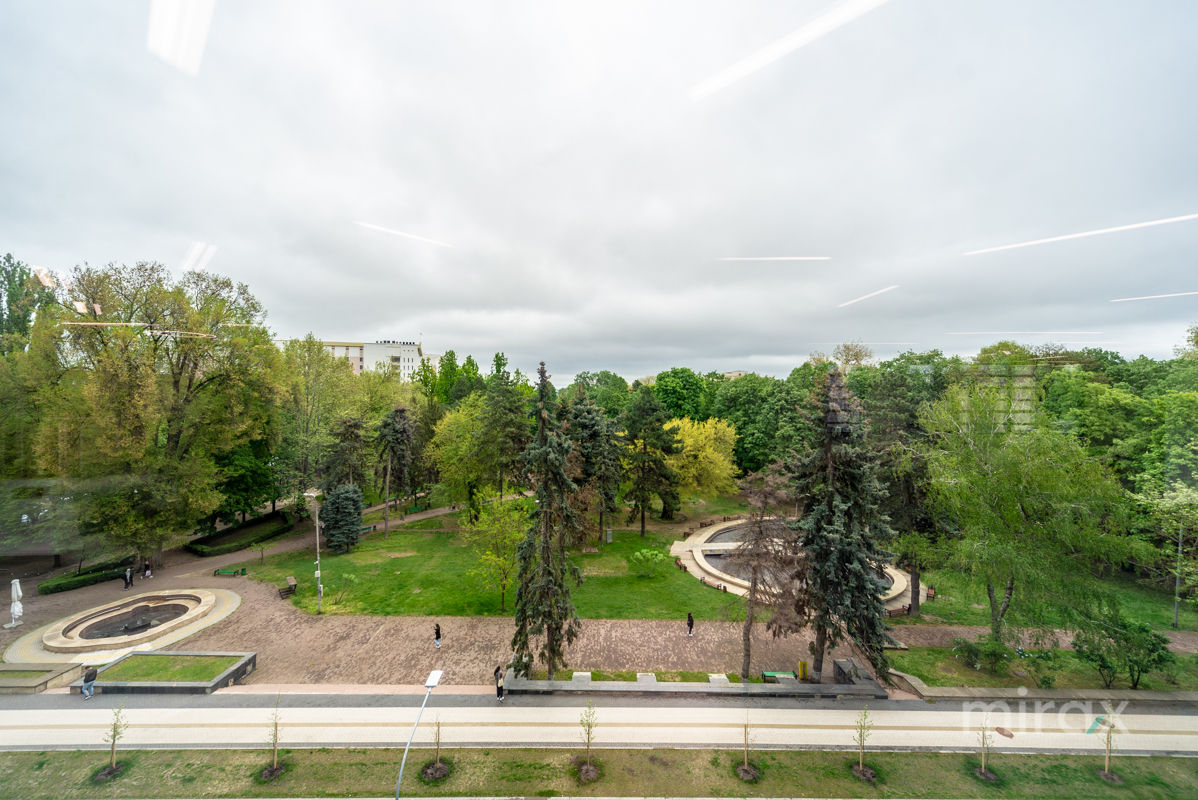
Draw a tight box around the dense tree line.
[2,256,1195,654]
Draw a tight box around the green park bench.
[358,524,377,534]
[213,568,246,577]
[761,671,797,683]
[278,576,297,599]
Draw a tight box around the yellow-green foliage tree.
[35,263,283,558]
[665,417,738,496]
[429,392,488,516]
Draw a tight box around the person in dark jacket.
[687,612,694,637]
[81,666,98,699]
[434,623,441,649]
[494,665,505,701]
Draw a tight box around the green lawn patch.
[232,527,743,620]
[893,569,1198,633]
[1,748,1194,799]
[100,655,240,683]
[891,647,1198,691]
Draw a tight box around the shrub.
[627,548,668,578]
[1120,621,1174,689]
[1014,647,1059,689]
[185,511,293,557]
[38,566,128,595]
[978,636,1012,673]
[1073,628,1121,688]
[951,637,981,670]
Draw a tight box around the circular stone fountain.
[41,590,217,653]
[675,519,908,605]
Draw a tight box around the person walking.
[142,560,152,579]
[687,612,694,637]
[122,567,133,590]
[81,666,97,700]
[494,665,505,702]
[433,623,441,649]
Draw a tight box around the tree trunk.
[810,626,827,683]
[908,560,921,616]
[741,572,757,678]
[382,454,391,539]
[640,505,646,536]
[986,577,1015,640]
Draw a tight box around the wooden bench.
[925,585,936,601]
[278,576,297,599]
[213,568,246,577]
[884,604,910,619]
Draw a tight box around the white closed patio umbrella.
[5,579,22,628]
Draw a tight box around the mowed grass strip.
[233,528,744,620]
[890,647,1198,692]
[99,655,240,683]
[1,748,1195,799]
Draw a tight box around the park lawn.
[233,528,742,620]
[890,569,1198,633]
[890,647,1198,692]
[2,748,1195,799]
[99,655,240,683]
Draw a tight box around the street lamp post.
[304,492,324,614]
[396,669,442,798]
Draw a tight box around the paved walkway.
[2,691,1194,755]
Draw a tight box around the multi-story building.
[321,340,439,380]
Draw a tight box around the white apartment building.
[322,340,439,380]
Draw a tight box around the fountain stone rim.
[41,590,217,653]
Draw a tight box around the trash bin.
[605,529,613,544]
[796,660,808,679]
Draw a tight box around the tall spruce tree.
[480,353,530,498]
[620,385,679,535]
[567,389,623,540]
[780,369,894,682]
[319,416,369,493]
[511,363,582,679]
[322,484,364,553]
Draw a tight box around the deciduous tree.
[921,384,1145,641]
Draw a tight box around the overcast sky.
[3,1,1197,383]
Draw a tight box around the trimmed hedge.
[38,557,134,595]
[185,511,294,557]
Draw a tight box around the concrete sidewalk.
[1,694,1194,755]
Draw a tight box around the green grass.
[891,647,1198,691]
[893,569,1198,633]
[99,655,240,683]
[1,748,1195,798]
[232,527,743,620]
[0,670,50,679]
